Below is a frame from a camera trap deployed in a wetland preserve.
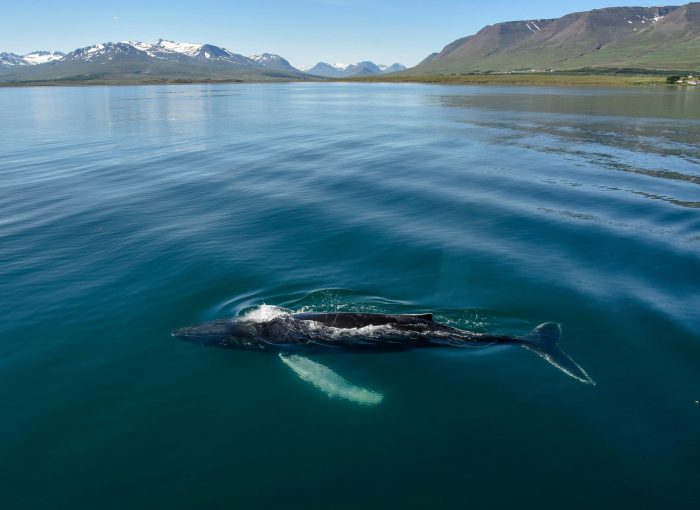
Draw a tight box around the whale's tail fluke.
[518,323,595,385]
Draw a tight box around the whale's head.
[172,318,266,350]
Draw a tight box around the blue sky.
[0,0,686,67]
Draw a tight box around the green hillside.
[411,3,700,74]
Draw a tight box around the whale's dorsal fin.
[279,354,384,405]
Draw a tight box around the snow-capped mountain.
[135,40,256,65]
[379,63,407,73]
[1,40,297,70]
[130,39,205,58]
[0,39,309,83]
[60,40,257,66]
[0,50,65,66]
[306,60,406,77]
[248,53,299,72]
[58,39,301,69]
[63,42,147,62]
[22,51,65,65]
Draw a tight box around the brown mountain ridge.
[412,3,700,73]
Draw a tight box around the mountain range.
[0,39,405,84]
[304,61,406,77]
[413,3,700,73]
[0,39,310,83]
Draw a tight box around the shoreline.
[341,73,673,87]
[1,73,695,89]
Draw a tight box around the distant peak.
[306,60,405,77]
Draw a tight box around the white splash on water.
[279,354,384,406]
[240,306,398,337]
[239,304,289,323]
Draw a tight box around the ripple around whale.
[0,83,699,509]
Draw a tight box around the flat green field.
[344,73,670,87]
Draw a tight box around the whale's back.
[291,312,434,329]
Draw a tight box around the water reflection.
[432,87,700,120]
[430,87,700,209]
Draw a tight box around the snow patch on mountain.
[250,53,280,63]
[0,50,65,66]
[0,53,27,66]
[65,43,144,62]
[124,40,211,59]
[248,53,301,72]
[154,39,203,56]
[126,41,158,56]
[22,51,64,64]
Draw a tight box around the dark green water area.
[1,83,698,509]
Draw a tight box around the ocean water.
[1,83,698,509]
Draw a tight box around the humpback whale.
[173,308,594,403]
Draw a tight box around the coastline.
[1,72,696,88]
[342,73,673,87]
[0,76,666,88]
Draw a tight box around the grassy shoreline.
[0,72,685,88]
[342,73,671,87]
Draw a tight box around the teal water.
[1,83,699,509]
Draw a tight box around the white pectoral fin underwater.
[279,354,384,405]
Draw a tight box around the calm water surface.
[1,83,699,509]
